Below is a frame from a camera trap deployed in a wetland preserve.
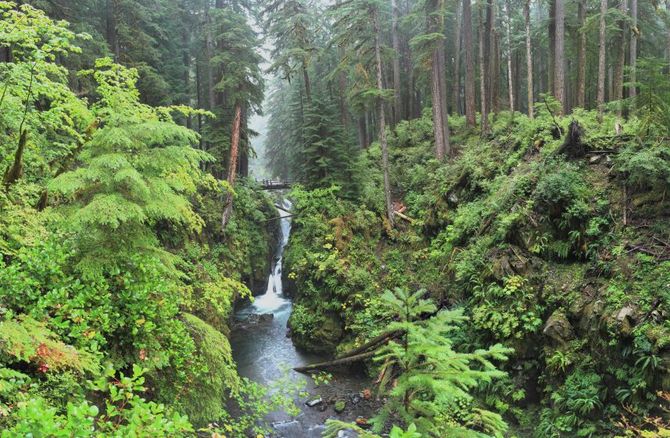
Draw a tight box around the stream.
[230,198,373,438]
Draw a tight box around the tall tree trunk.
[302,64,312,104]
[504,0,514,114]
[239,108,249,178]
[613,0,627,117]
[374,11,395,227]
[486,0,498,113]
[524,0,534,118]
[338,63,348,127]
[205,4,216,112]
[463,0,476,127]
[407,48,416,119]
[181,8,191,128]
[106,0,120,60]
[452,0,462,115]
[429,0,450,159]
[548,0,555,94]
[554,0,565,113]
[597,0,607,122]
[358,115,368,149]
[391,0,402,124]
[577,0,586,108]
[438,43,450,154]
[432,49,448,160]
[629,0,637,101]
[222,104,242,230]
[478,4,490,134]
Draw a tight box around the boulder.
[289,311,343,354]
[615,304,638,335]
[543,311,574,344]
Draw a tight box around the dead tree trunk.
[222,104,242,230]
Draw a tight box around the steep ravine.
[230,199,374,437]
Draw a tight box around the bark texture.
[463,0,476,127]
[222,104,242,230]
[577,0,586,108]
[524,0,534,118]
[478,4,489,134]
[554,0,565,113]
[374,11,395,227]
[597,0,607,122]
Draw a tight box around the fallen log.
[274,203,292,214]
[293,350,376,373]
[336,330,402,360]
[393,210,414,223]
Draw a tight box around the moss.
[176,313,240,426]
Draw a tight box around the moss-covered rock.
[288,307,343,353]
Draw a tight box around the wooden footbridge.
[257,179,293,190]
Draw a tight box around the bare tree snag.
[222,103,242,230]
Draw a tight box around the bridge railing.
[255,179,294,190]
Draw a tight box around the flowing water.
[231,198,370,438]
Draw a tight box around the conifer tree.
[263,0,315,104]
[331,0,395,225]
[301,96,356,194]
[49,58,210,273]
[371,289,511,436]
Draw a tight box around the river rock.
[334,400,346,413]
[246,313,274,324]
[273,420,303,436]
[306,397,323,407]
[543,311,574,344]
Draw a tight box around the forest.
[0,0,669,436]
